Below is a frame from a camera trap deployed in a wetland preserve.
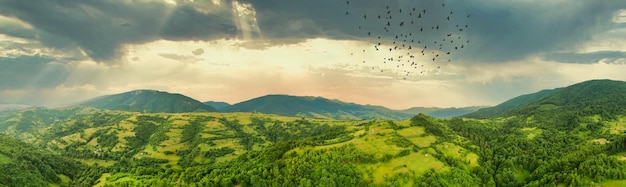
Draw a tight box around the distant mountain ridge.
[402,106,485,118]
[223,94,482,120]
[464,79,626,119]
[203,101,231,110]
[80,90,217,113]
[79,90,481,119]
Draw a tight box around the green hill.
[80,90,217,113]
[466,79,626,119]
[224,94,415,120]
[508,79,626,118]
[463,89,559,118]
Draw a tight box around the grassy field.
[0,153,10,164]
[359,150,447,184]
[608,116,626,134]
[521,127,542,140]
[597,180,626,187]
[93,173,110,187]
[78,159,116,167]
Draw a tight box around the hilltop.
[80,90,217,113]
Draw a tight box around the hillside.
[80,90,217,113]
[203,101,231,111]
[508,79,626,118]
[224,94,415,120]
[0,134,87,187]
[0,107,483,186]
[465,79,626,119]
[402,106,485,118]
[463,89,559,118]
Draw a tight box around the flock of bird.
[344,0,471,79]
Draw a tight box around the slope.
[465,79,626,119]
[463,89,559,118]
[80,90,217,113]
[203,101,231,111]
[402,106,485,118]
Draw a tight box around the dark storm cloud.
[543,51,626,64]
[453,0,626,63]
[239,0,626,62]
[0,0,623,63]
[0,0,237,61]
[0,55,69,90]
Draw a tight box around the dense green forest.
[0,80,626,186]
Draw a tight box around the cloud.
[0,0,236,62]
[543,51,626,64]
[192,48,204,55]
[158,53,202,63]
[239,0,626,63]
[2,0,622,64]
[442,0,626,63]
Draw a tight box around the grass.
[466,153,480,167]
[57,174,72,186]
[435,142,463,158]
[78,159,116,167]
[140,145,180,163]
[396,126,425,137]
[408,136,437,148]
[591,138,608,145]
[608,116,626,134]
[359,150,446,184]
[597,180,626,187]
[521,127,542,140]
[93,173,110,187]
[0,152,11,164]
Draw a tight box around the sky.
[0,0,625,109]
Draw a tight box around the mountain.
[508,79,626,118]
[80,89,217,113]
[203,101,231,111]
[465,79,626,119]
[464,89,559,118]
[224,94,414,120]
[402,106,485,118]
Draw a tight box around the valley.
[1,80,626,186]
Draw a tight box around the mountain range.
[1,79,626,186]
[63,79,626,120]
[77,91,483,120]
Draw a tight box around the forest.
[0,101,625,186]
